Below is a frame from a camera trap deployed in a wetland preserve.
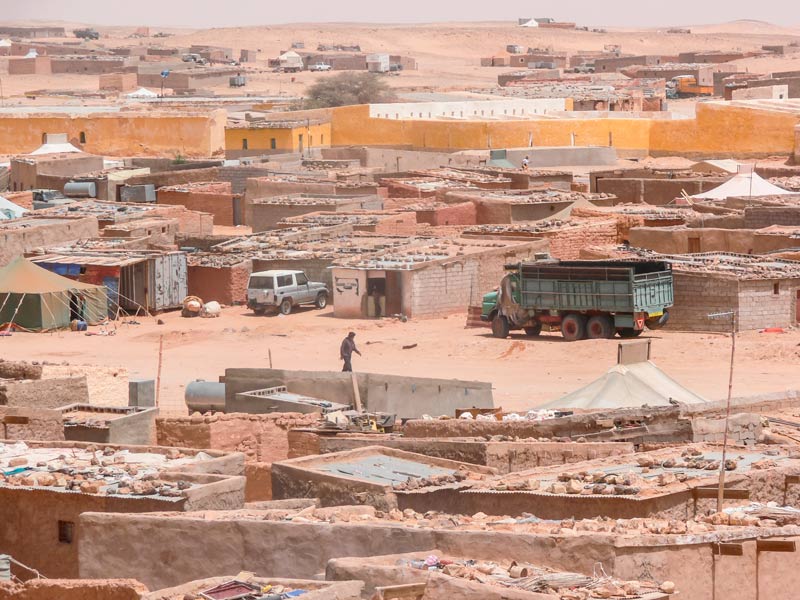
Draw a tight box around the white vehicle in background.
[246,270,329,316]
[310,63,332,72]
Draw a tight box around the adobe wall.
[0,407,64,441]
[157,184,236,227]
[627,227,757,254]
[77,511,800,600]
[0,217,99,267]
[40,364,128,407]
[125,167,220,189]
[187,260,252,306]
[0,110,226,158]
[0,580,147,600]
[0,377,89,409]
[541,221,618,259]
[414,202,476,226]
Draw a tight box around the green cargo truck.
[481,259,674,341]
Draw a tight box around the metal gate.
[148,252,188,311]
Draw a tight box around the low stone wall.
[0,580,147,600]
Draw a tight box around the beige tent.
[0,257,107,331]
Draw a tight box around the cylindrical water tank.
[64,181,97,198]
[185,380,225,413]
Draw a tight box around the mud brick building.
[246,194,383,232]
[186,254,253,306]
[0,441,245,579]
[157,181,241,227]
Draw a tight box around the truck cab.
[247,270,329,316]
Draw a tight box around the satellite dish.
[160,70,170,78]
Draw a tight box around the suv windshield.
[249,276,275,290]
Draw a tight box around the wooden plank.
[693,487,749,500]
[757,539,796,553]
[713,542,744,556]
[374,582,427,600]
[351,372,363,412]
[785,475,800,485]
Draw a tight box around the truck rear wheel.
[561,314,586,342]
[587,315,614,339]
[524,323,542,336]
[491,315,510,338]
[618,328,644,338]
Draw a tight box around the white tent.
[0,39,12,48]
[539,361,708,410]
[30,141,82,156]
[24,49,38,58]
[126,87,159,99]
[0,196,28,220]
[690,171,795,201]
[520,19,539,27]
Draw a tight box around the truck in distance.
[247,270,329,316]
[481,259,674,341]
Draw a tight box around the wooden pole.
[268,348,273,369]
[716,313,737,513]
[155,334,164,408]
[351,372,363,412]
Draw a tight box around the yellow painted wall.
[328,103,800,159]
[0,109,226,158]
[226,122,332,152]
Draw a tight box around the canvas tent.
[690,171,794,201]
[539,340,708,410]
[0,257,107,331]
[126,87,158,99]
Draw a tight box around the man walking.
[340,331,361,372]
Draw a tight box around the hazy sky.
[2,0,797,28]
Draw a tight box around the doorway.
[68,293,85,321]
[367,278,386,318]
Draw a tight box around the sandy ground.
[2,20,800,101]
[3,306,800,417]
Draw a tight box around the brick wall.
[541,221,618,259]
[372,212,418,235]
[158,183,236,227]
[188,260,252,305]
[744,206,800,229]
[125,167,220,189]
[99,72,138,92]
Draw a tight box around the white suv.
[247,270,329,315]
[310,63,332,72]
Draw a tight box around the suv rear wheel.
[315,293,328,309]
[279,298,292,315]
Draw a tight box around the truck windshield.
[249,276,275,290]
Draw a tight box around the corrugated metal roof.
[32,254,145,268]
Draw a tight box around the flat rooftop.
[0,440,222,499]
[319,455,455,485]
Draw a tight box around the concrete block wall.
[668,272,739,332]
[744,206,800,229]
[737,278,799,330]
[409,260,480,317]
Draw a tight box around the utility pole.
[708,310,737,513]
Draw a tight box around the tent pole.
[5,293,27,333]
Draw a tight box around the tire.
[561,314,587,342]
[315,293,328,309]
[253,307,267,316]
[279,298,292,315]
[491,315,510,339]
[587,315,614,339]
[523,323,542,336]
[618,328,644,338]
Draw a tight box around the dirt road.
[3,306,799,416]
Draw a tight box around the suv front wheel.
[315,293,328,309]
